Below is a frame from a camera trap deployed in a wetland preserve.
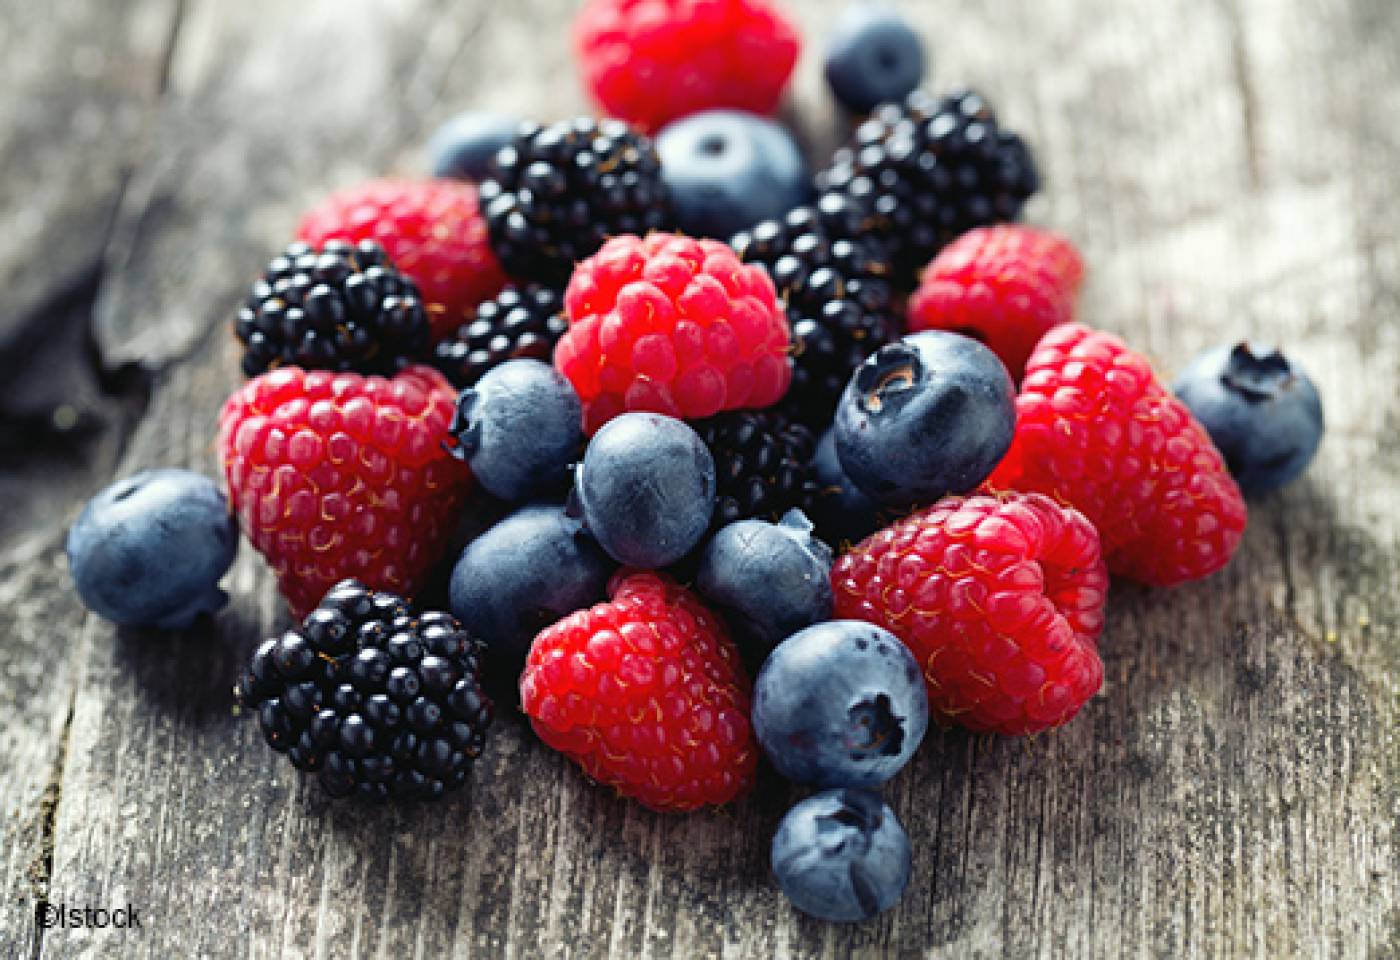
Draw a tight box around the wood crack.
[25,691,75,960]
[1218,0,1264,190]
[155,0,188,96]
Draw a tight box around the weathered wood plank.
[0,0,178,356]
[0,1,179,955]
[11,0,1400,957]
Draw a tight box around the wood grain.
[0,0,178,949]
[2,0,1397,957]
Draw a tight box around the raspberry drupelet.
[520,571,758,812]
[555,233,792,434]
[832,491,1108,735]
[218,365,472,618]
[987,324,1248,586]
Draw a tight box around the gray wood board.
[1,0,1396,957]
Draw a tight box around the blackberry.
[732,196,900,428]
[481,118,672,288]
[816,88,1040,289]
[235,239,430,378]
[696,409,819,530]
[431,285,568,389]
[235,580,493,802]
[478,117,672,287]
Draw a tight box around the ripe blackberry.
[235,579,493,802]
[478,117,672,286]
[731,197,899,428]
[234,239,430,378]
[431,285,568,389]
[697,409,819,530]
[816,88,1040,289]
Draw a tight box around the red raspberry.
[555,233,791,433]
[297,179,507,341]
[832,492,1107,735]
[218,365,472,618]
[574,0,800,133]
[520,571,757,812]
[907,225,1085,381]
[987,324,1247,586]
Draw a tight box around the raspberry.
[987,324,1248,586]
[832,492,1107,735]
[520,571,757,812]
[574,0,800,133]
[907,225,1084,381]
[555,233,792,434]
[218,365,473,618]
[297,179,507,341]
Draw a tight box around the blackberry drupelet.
[234,239,430,378]
[732,196,900,427]
[697,409,819,530]
[431,285,568,389]
[478,117,672,286]
[235,580,493,802]
[816,88,1039,289]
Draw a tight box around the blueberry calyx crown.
[855,342,922,414]
[846,693,905,760]
[818,788,885,839]
[778,508,835,569]
[561,480,589,535]
[1222,342,1294,403]
[443,389,483,461]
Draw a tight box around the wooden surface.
[2,0,1398,956]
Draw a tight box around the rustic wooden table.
[2,0,1397,957]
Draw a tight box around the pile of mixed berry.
[65,0,1325,924]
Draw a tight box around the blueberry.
[753,620,928,788]
[66,468,238,629]
[807,428,883,546]
[571,413,715,568]
[823,5,927,114]
[449,503,615,679]
[835,331,1015,506]
[696,510,833,658]
[447,359,583,501]
[1173,342,1324,494]
[656,110,812,239]
[428,111,522,181]
[771,788,912,922]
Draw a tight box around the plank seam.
[25,690,75,960]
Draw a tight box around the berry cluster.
[66,0,1327,932]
